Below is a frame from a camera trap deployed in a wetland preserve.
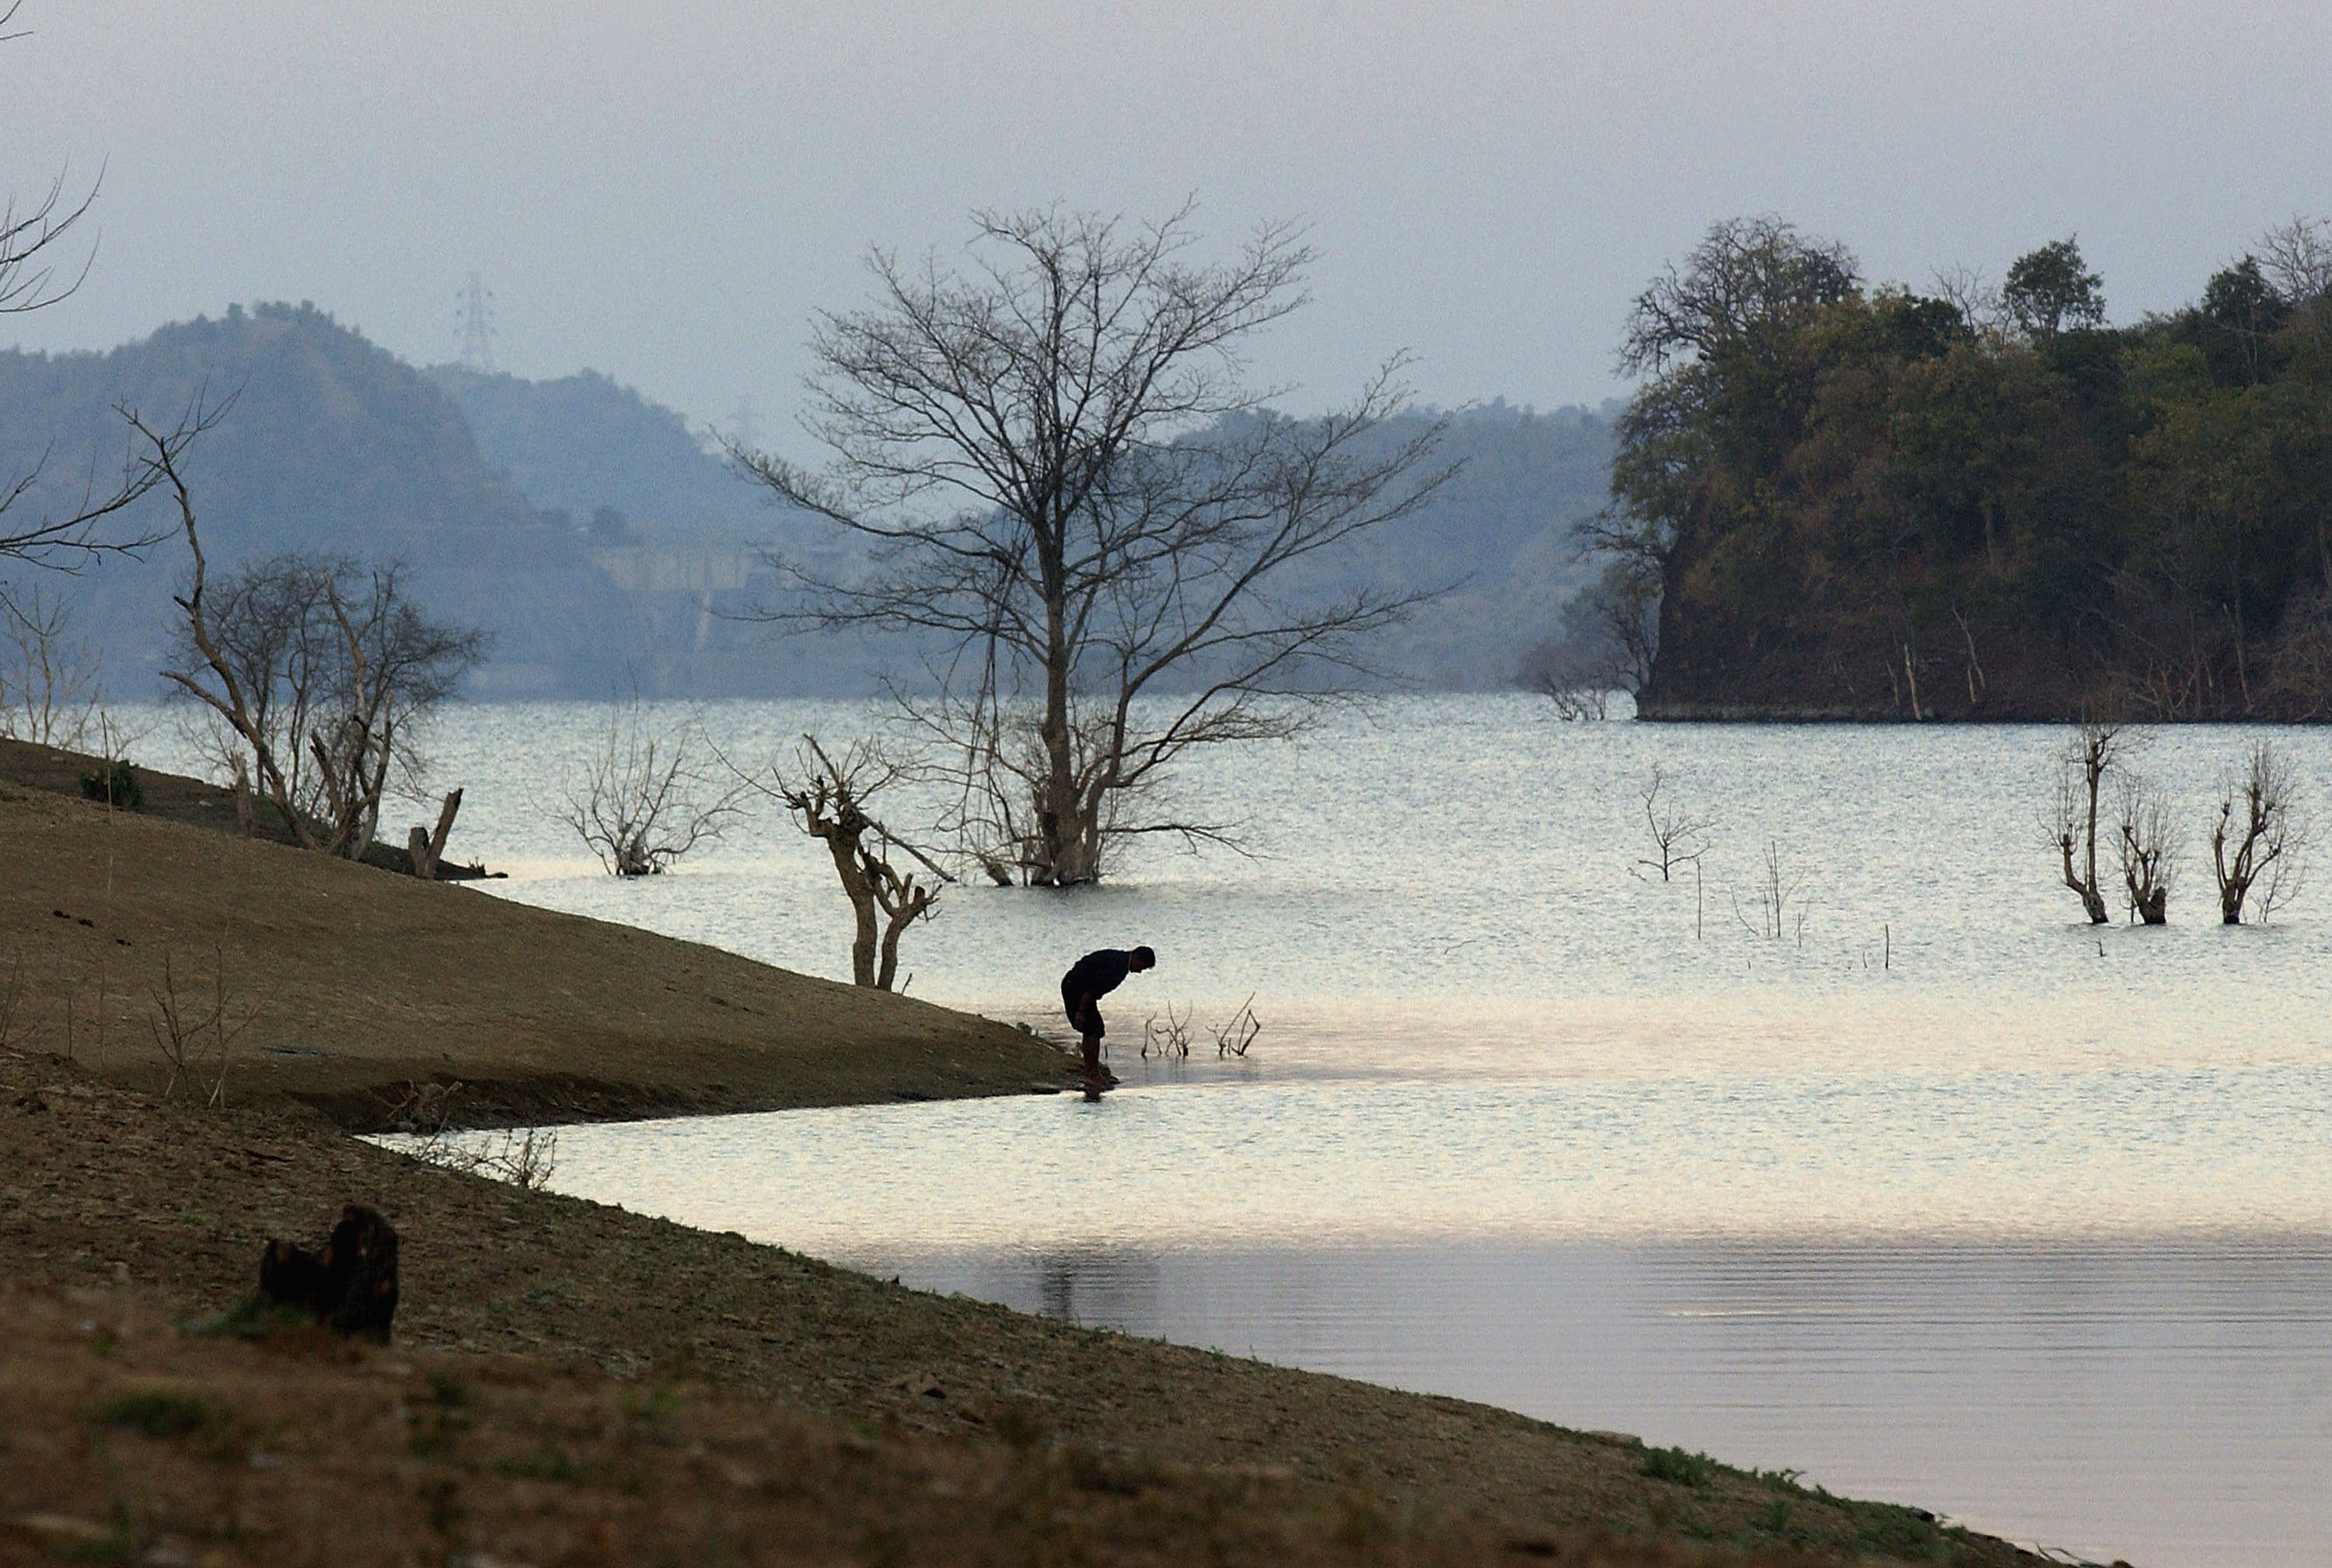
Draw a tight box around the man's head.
[1129,945,1156,972]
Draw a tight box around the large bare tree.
[731,204,1451,885]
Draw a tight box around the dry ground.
[0,1060,2038,1566]
[0,767,1069,1128]
[0,753,2051,1565]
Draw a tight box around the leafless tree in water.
[1634,762,1712,882]
[557,696,742,876]
[728,204,1453,885]
[745,735,948,989]
[2212,740,2309,924]
[2114,775,2179,925]
[1733,838,1808,940]
[2045,721,2124,924]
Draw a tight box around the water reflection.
[894,1235,2332,1568]
[242,693,2332,1566]
[524,1068,2332,1257]
[461,1061,2332,1566]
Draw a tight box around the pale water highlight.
[132,693,2328,1566]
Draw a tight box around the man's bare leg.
[1080,1029,1104,1088]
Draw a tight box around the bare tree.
[730,204,1452,886]
[557,697,742,876]
[1634,763,1712,882]
[1518,632,1609,719]
[1929,263,2014,340]
[749,735,947,989]
[2047,722,2124,924]
[2114,775,2178,925]
[0,581,101,746]
[2258,215,2332,309]
[2212,740,2309,924]
[145,408,485,857]
[1534,679,1608,722]
[1554,548,1663,698]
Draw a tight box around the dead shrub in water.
[1733,839,1808,941]
[1214,993,1261,1058]
[2212,739,2309,924]
[1632,763,1712,882]
[557,692,743,876]
[2114,774,2179,924]
[1141,1002,1192,1060]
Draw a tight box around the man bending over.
[1060,945,1155,1090]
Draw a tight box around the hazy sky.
[6,2,2329,451]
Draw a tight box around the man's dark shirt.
[1062,948,1135,1005]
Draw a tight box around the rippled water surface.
[122,694,2332,1566]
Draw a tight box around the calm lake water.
[123,694,2332,1566]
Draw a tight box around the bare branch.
[556,695,743,876]
[730,207,1447,885]
[739,733,941,987]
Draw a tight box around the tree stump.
[259,1204,400,1341]
[407,787,463,878]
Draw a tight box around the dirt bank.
[0,1054,2040,1565]
[1,778,1070,1129]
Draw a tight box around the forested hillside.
[1594,218,2332,721]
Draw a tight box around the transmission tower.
[456,273,497,372]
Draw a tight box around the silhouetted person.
[1061,945,1155,1089]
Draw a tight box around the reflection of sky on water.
[414,1060,2332,1566]
[902,1238,2332,1568]
[522,1067,2332,1255]
[217,692,2332,1568]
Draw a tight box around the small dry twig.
[408,1126,560,1191]
[1142,1002,1192,1060]
[147,945,267,1107]
[1213,994,1262,1058]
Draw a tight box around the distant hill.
[423,361,874,694]
[0,303,639,699]
[1322,400,1615,689]
[1,308,1616,704]
[437,370,1619,693]
[422,364,784,547]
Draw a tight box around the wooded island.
[1577,218,2332,721]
